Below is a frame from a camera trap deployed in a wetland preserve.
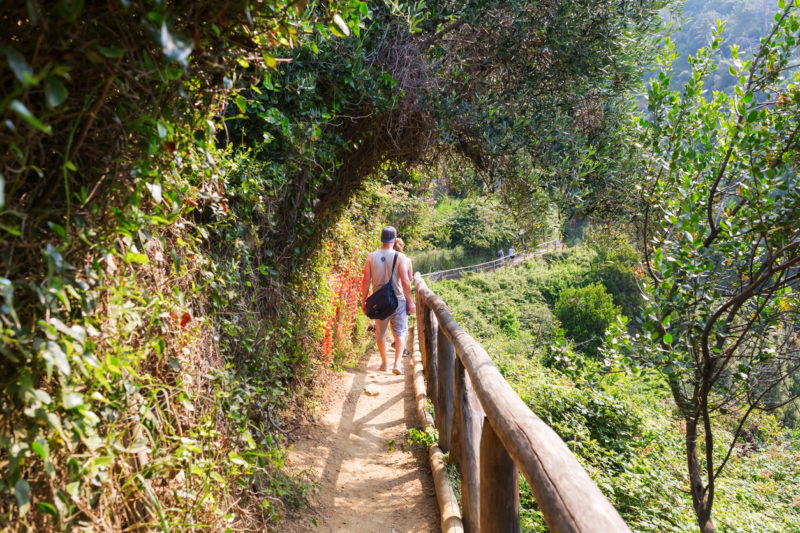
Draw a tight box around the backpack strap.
[386,252,398,285]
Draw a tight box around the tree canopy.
[631,4,800,531]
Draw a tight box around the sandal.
[392,365,403,375]
[379,362,388,372]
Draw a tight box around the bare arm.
[361,254,372,314]
[400,254,416,314]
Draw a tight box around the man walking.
[361,226,415,374]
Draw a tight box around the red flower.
[180,312,191,330]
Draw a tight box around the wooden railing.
[413,273,631,533]
[420,239,562,282]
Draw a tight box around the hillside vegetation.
[667,0,778,93]
[432,246,800,532]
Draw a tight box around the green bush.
[499,307,520,335]
[554,283,620,356]
[445,198,517,254]
[587,235,642,320]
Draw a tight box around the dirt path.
[283,345,440,532]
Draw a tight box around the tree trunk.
[685,418,715,533]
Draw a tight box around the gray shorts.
[376,300,408,339]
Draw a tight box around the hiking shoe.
[402,349,410,357]
[392,365,403,375]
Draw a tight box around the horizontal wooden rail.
[420,238,561,282]
[414,273,630,533]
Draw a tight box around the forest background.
[1,0,799,532]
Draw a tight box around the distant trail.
[420,238,562,282]
[283,345,439,532]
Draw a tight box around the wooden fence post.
[408,322,415,363]
[436,328,455,452]
[452,358,482,532]
[480,416,520,533]
[415,289,426,371]
[425,309,438,406]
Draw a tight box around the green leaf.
[32,389,51,405]
[36,502,58,517]
[263,54,277,70]
[48,222,67,239]
[146,182,162,204]
[44,77,68,108]
[10,100,52,134]
[93,456,113,467]
[124,251,149,264]
[228,451,246,465]
[31,440,48,460]
[663,333,673,345]
[14,479,30,516]
[4,48,35,84]
[62,391,84,409]
[41,341,70,376]
[235,95,247,113]
[96,45,124,58]
[50,318,87,345]
[332,14,351,37]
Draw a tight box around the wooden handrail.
[414,273,630,533]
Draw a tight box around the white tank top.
[370,249,405,301]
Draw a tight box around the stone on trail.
[364,385,380,396]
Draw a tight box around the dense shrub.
[554,283,620,356]
[439,198,518,254]
[587,235,643,319]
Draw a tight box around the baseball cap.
[380,226,397,243]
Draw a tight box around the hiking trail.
[283,344,439,532]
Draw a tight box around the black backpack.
[365,252,399,320]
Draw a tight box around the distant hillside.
[666,0,776,92]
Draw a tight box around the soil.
[281,345,440,532]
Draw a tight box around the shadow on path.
[283,346,439,533]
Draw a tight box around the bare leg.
[393,333,406,369]
[376,328,388,369]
